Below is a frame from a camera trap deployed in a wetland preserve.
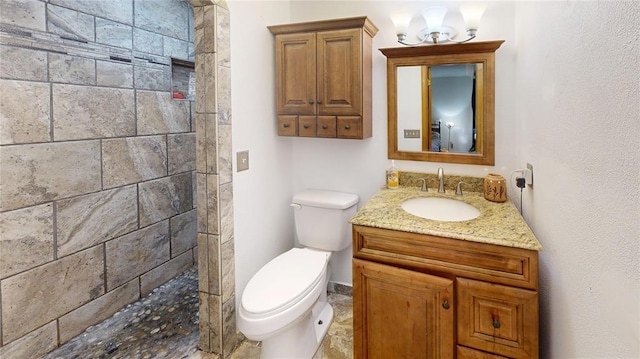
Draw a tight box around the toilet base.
[260,301,334,359]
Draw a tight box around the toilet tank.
[291,190,359,251]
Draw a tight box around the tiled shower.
[0,0,207,357]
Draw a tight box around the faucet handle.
[419,178,428,192]
[455,182,467,196]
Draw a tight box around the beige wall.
[0,1,197,357]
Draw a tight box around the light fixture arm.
[442,29,478,44]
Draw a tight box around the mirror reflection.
[397,63,483,154]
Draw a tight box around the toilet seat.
[242,248,330,317]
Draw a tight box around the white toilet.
[237,189,359,359]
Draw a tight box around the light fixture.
[390,3,487,46]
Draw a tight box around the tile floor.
[42,266,354,359]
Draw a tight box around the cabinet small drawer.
[457,278,538,358]
[298,116,316,137]
[457,346,509,359]
[278,115,298,136]
[337,116,362,139]
[317,116,336,137]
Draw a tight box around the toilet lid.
[242,248,329,315]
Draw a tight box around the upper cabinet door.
[316,28,362,116]
[275,32,316,115]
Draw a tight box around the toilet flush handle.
[290,203,302,210]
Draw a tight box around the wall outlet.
[237,150,249,172]
[404,129,420,138]
[526,163,534,186]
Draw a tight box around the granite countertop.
[350,186,542,251]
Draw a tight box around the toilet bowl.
[237,190,358,359]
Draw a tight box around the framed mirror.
[381,40,504,165]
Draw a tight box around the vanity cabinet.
[268,17,378,139]
[352,225,539,359]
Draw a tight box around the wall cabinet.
[268,17,378,139]
[353,225,539,359]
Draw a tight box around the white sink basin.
[401,197,481,222]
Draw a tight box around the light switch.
[237,150,249,172]
[403,129,421,138]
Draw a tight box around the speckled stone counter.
[350,186,542,251]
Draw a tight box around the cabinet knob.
[442,300,450,310]
[283,123,290,128]
[309,100,314,104]
[303,124,309,129]
[344,125,351,130]
[322,125,328,129]
[317,100,322,104]
[492,318,501,329]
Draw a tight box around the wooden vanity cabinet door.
[353,258,454,359]
[337,116,363,139]
[274,32,316,115]
[316,28,362,116]
[457,278,539,358]
[457,346,510,359]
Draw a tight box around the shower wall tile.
[95,17,133,49]
[56,186,138,258]
[0,203,54,279]
[134,0,190,41]
[218,124,232,183]
[0,320,57,359]
[171,209,197,256]
[203,5,216,53]
[193,6,203,54]
[192,170,197,210]
[195,114,206,173]
[105,221,170,290]
[168,133,196,174]
[219,181,233,244]
[134,64,171,91]
[222,295,238,356]
[96,60,133,88]
[206,174,219,235]
[48,53,96,85]
[58,279,139,343]
[136,90,190,134]
[0,45,47,81]
[164,36,190,59]
[221,239,234,302]
[216,5,230,68]
[102,135,168,188]
[52,85,135,141]
[217,66,231,124]
[49,0,133,25]
[196,173,208,233]
[206,114,218,174]
[0,0,46,31]
[0,79,51,145]
[0,140,101,212]
[1,245,104,343]
[195,53,216,114]
[47,4,95,42]
[140,250,193,296]
[197,233,209,293]
[138,172,193,227]
[133,28,163,55]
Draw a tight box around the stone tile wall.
[189,0,240,357]
[0,1,198,357]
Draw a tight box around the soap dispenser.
[387,160,399,189]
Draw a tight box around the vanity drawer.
[352,225,538,289]
[337,116,362,139]
[457,278,538,358]
[317,116,336,137]
[298,116,316,137]
[278,115,298,136]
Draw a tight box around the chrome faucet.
[419,178,428,192]
[437,167,445,193]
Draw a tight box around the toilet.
[237,190,359,359]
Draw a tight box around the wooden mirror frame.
[381,40,504,165]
